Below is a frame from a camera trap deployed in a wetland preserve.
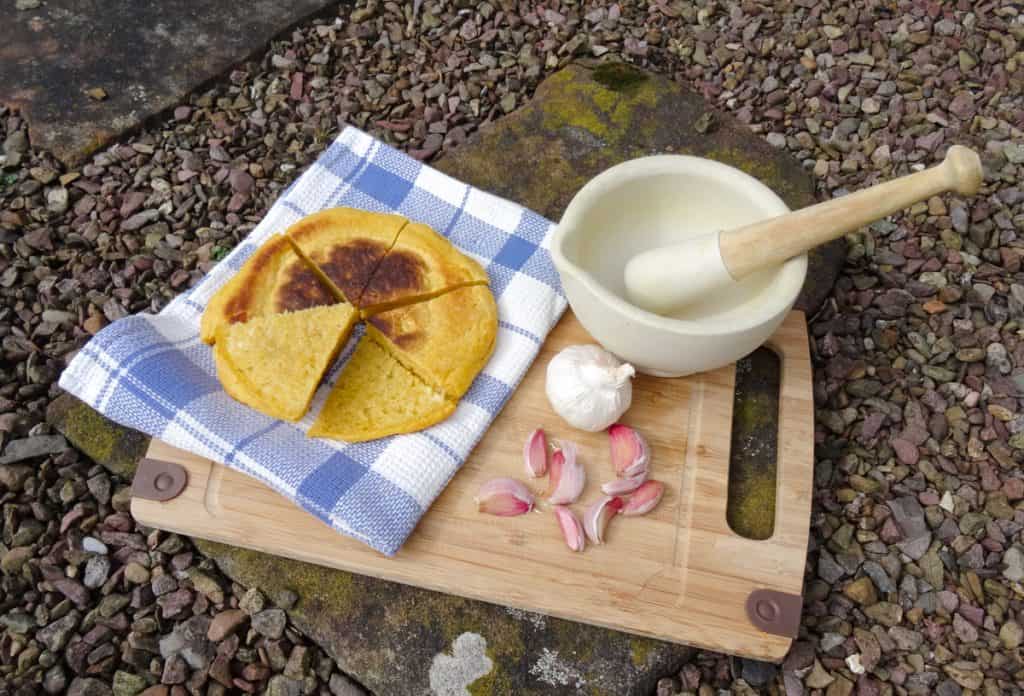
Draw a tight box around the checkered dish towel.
[59,127,568,556]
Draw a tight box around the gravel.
[2,0,1023,694]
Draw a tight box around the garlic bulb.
[545,345,635,431]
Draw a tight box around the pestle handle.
[719,145,984,280]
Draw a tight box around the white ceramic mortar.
[552,155,808,377]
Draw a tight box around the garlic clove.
[609,424,650,478]
[546,441,586,505]
[523,427,548,478]
[620,480,665,516]
[583,495,623,544]
[476,478,534,516]
[553,505,585,552]
[600,471,648,496]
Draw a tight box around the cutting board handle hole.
[725,347,779,540]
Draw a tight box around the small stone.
[188,570,223,603]
[1,545,33,574]
[98,593,131,617]
[241,663,270,682]
[1003,546,1024,582]
[284,645,311,679]
[47,187,69,214]
[53,577,90,607]
[209,653,233,686]
[862,561,895,593]
[499,93,517,114]
[999,620,1023,649]
[157,588,192,617]
[864,601,902,627]
[818,551,846,583]
[252,608,286,639]
[656,676,680,696]
[955,348,985,363]
[44,664,68,694]
[68,678,113,696]
[3,130,28,155]
[124,562,151,584]
[986,343,1011,375]
[229,169,254,195]
[1004,142,1024,164]
[151,573,177,596]
[86,473,111,503]
[239,587,266,615]
[112,670,148,696]
[953,612,978,642]
[889,626,923,650]
[1,611,35,634]
[943,662,983,690]
[804,659,835,688]
[861,98,880,114]
[266,675,303,696]
[83,555,111,588]
[38,612,80,652]
[891,438,919,464]
[207,609,248,641]
[919,551,944,589]
[843,577,878,606]
[959,512,989,537]
[0,464,31,490]
[85,87,108,101]
[161,655,187,684]
[0,435,68,464]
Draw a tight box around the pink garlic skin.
[523,427,548,478]
[547,441,586,505]
[476,478,535,516]
[583,495,623,544]
[609,424,650,478]
[620,480,665,516]
[553,505,585,552]
[600,472,647,496]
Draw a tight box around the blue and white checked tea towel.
[59,127,568,556]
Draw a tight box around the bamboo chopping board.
[132,311,813,661]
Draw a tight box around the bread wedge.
[214,303,358,421]
[309,335,454,442]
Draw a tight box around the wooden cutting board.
[132,311,813,662]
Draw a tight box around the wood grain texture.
[132,311,814,661]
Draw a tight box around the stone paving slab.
[1,0,340,167]
[50,62,844,694]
